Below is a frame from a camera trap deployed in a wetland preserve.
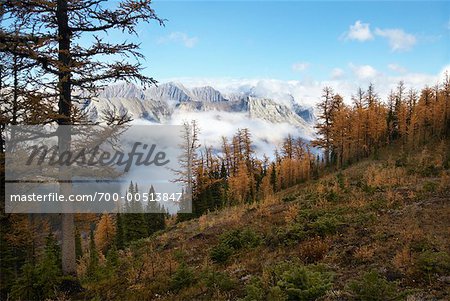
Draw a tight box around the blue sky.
[128,0,449,82]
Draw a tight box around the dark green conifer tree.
[145,185,167,235]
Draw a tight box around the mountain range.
[82,82,317,154]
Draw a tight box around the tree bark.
[57,0,76,276]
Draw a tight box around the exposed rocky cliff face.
[84,82,314,126]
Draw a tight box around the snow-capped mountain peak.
[81,82,316,153]
[100,82,145,100]
[191,86,227,103]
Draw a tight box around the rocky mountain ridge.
[83,82,316,133]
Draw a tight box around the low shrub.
[202,270,236,292]
[347,270,401,301]
[282,195,297,203]
[368,198,388,210]
[171,263,195,292]
[241,277,265,301]
[409,237,431,253]
[268,262,333,301]
[416,250,450,282]
[265,224,306,247]
[210,228,262,263]
[413,147,445,177]
[422,181,438,192]
[336,172,346,190]
[308,214,340,237]
[283,224,307,245]
[241,261,333,301]
[210,243,234,264]
[219,228,262,249]
[298,209,320,222]
[352,211,377,226]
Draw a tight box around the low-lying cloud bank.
[165,65,449,107]
[169,110,311,158]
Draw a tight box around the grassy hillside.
[80,141,450,301]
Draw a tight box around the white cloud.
[374,28,417,51]
[292,62,310,72]
[165,65,448,109]
[349,63,379,80]
[330,68,345,79]
[158,32,198,48]
[342,21,418,52]
[168,110,309,158]
[439,64,450,78]
[388,64,407,74]
[343,20,374,42]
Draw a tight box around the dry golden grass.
[194,203,249,232]
[198,214,210,231]
[297,237,330,264]
[385,189,403,207]
[255,195,280,218]
[393,246,412,270]
[314,175,344,203]
[439,171,450,191]
[416,146,445,170]
[364,164,409,188]
[165,214,178,228]
[219,204,246,225]
[284,203,300,224]
[400,219,425,243]
[316,182,327,196]
[353,245,375,263]
[347,194,369,209]
[76,252,89,278]
[407,190,416,200]
[45,290,71,301]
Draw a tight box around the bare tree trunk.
[57,0,76,276]
[61,212,75,274]
[12,53,18,125]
